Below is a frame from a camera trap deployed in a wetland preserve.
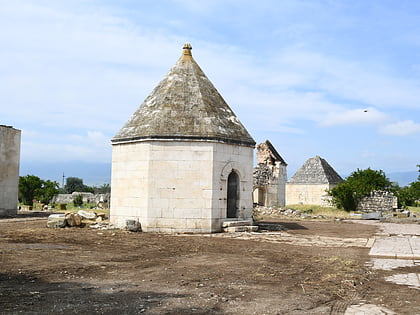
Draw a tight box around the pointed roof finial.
[183,42,192,56]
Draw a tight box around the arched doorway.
[253,187,266,206]
[227,171,239,218]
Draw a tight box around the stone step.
[223,225,259,233]
[222,220,253,228]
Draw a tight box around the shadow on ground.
[256,221,308,231]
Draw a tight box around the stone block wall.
[110,141,254,233]
[357,190,397,212]
[0,125,21,216]
[285,183,336,206]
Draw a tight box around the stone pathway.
[369,235,420,259]
[344,303,396,315]
[202,231,370,248]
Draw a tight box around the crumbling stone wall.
[51,192,110,207]
[357,190,397,212]
[253,141,287,207]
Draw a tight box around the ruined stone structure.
[286,156,342,206]
[110,44,255,233]
[253,140,287,207]
[52,192,110,206]
[0,125,21,216]
[357,190,398,212]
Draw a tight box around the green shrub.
[73,194,83,207]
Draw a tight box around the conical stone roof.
[288,156,343,184]
[112,43,255,147]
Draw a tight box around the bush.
[329,168,393,212]
[73,194,83,207]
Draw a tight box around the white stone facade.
[110,140,254,233]
[285,183,337,206]
[0,126,21,216]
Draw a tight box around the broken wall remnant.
[110,43,255,233]
[51,192,110,208]
[357,190,398,212]
[253,140,287,207]
[286,156,343,206]
[0,125,21,216]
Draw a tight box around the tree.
[64,177,93,193]
[329,168,393,212]
[397,165,420,207]
[19,175,43,206]
[92,183,111,194]
[37,180,60,204]
[18,175,60,205]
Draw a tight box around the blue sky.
[1,0,419,183]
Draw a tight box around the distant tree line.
[18,175,111,206]
[328,165,420,211]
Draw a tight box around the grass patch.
[285,204,353,219]
[407,206,420,215]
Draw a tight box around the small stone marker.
[47,214,66,228]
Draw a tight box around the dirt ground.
[1,215,419,314]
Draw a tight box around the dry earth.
[1,215,419,314]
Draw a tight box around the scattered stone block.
[65,213,82,227]
[126,219,141,232]
[47,214,67,228]
[97,213,107,219]
[224,226,248,232]
[362,212,382,220]
[223,225,258,232]
[77,210,97,220]
[246,225,259,232]
[222,220,252,228]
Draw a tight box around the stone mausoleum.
[0,125,21,216]
[286,156,343,206]
[110,44,255,233]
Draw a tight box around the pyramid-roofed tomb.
[110,44,255,233]
[286,156,342,206]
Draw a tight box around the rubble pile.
[47,211,108,228]
[253,206,327,220]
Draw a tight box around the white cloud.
[379,120,420,136]
[2,0,420,174]
[275,50,420,110]
[318,107,389,127]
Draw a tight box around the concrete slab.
[369,258,415,270]
[409,236,420,257]
[344,303,396,315]
[369,236,416,259]
[385,273,420,290]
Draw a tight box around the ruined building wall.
[0,125,21,216]
[357,190,398,212]
[253,141,287,207]
[253,163,286,207]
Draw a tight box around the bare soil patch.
[0,216,419,314]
